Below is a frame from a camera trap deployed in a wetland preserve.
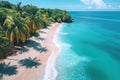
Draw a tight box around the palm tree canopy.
[4,15,29,43]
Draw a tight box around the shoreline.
[43,23,62,80]
[1,23,62,80]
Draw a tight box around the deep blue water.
[55,11,120,80]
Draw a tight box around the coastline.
[1,23,62,80]
[43,23,62,80]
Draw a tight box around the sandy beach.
[0,23,61,80]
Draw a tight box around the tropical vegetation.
[0,1,72,59]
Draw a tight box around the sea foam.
[59,32,69,35]
[58,48,90,68]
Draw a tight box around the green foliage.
[15,2,23,16]
[0,1,72,59]
[23,5,39,15]
[0,11,6,26]
[0,1,12,9]
[39,8,72,23]
[30,32,39,37]
[0,31,10,59]
[4,15,30,43]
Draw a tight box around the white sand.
[0,23,62,80]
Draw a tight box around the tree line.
[0,1,73,59]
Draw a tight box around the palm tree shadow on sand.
[39,31,46,34]
[37,37,45,41]
[0,62,17,80]
[19,57,41,68]
[21,40,48,53]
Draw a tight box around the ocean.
[55,11,120,80]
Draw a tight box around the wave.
[60,42,72,48]
[80,16,120,22]
[58,48,90,68]
[59,32,68,35]
[43,24,63,80]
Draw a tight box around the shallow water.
[55,11,120,80]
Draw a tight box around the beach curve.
[1,23,62,80]
[43,23,62,80]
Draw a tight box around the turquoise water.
[55,11,120,80]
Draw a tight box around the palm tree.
[0,11,6,30]
[15,2,23,16]
[3,15,30,44]
[0,1,12,9]
[0,31,10,59]
[24,6,42,33]
[36,10,48,28]
[25,15,41,33]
